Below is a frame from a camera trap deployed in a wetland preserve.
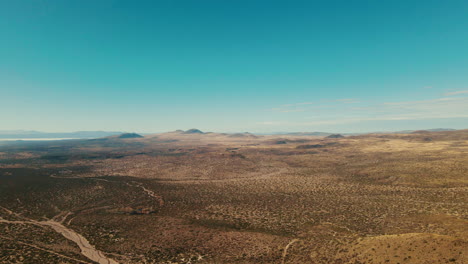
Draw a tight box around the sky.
[1,0,467,133]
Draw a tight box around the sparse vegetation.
[0,130,467,263]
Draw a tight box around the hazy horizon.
[0,127,462,136]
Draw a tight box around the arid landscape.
[0,129,466,263]
[3,0,468,263]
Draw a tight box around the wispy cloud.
[258,121,286,125]
[262,95,468,127]
[359,96,468,121]
[383,97,459,105]
[270,108,306,113]
[444,90,468,96]
[271,98,360,112]
[279,109,306,113]
[260,113,468,127]
[335,98,360,103]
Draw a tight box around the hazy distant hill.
[0,130,123,139]
[182,129,204,134]
[257,132,336,136]
[326,134,345,138]
[227,132,257,138]
[117,133,144,139]
[382,128,456,134]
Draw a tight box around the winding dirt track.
[0,208,119,264]
[281,239,299,264]
[0,176,164,264]
[1,176,166,264]
[40,220,119,264]
[126,181,165,206]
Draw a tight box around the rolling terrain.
[0,129,467,263]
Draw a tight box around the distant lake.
[0,138,78,141]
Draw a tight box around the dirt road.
[41,220,119,264]
[0,207,119,264]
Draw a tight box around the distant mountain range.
[0,130,123,139]
[0,128,457,139]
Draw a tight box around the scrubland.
[0,130,467,263]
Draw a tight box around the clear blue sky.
[1,0,467,133]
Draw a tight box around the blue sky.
[1,0,467,133]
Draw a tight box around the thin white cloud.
[335,98,360,103]
[444,90,468,96]
[258,121,286,125]
[259,114,468,127]
[263,95,468,126]
[383,97,459,105]
[279,109,306,113]
[271,98,360,112]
